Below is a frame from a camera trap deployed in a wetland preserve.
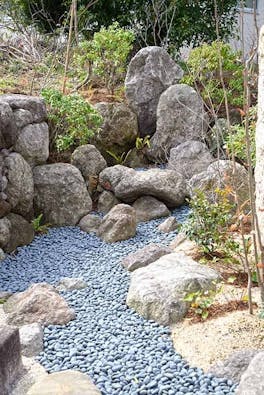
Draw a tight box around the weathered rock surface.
[71,144,107,180]
[19,323,44,357]
[158,216,178,233]
[0,94,47,123]
[127,253,220,325]
[0,200,11,218]
[0,217,11,248]
[13,108,33,128]
[236,351,264,394]
[14,123,49,166]
[132,196,170,222]
[0,249,5,261]
[94,102,138,161]
[78,214,102,233]
[125,46,183,136]
[4,213,34,253]
[4,152,34,216]
[189,160,249,209]
[33,163,92,226]
[170,232,200,260]
[148,84,208,161]
[168,140,214,179]
[56,278,88,292]
[97,190,120,214]
[3,283,75,326]
[97,204,136,243]
[121,243,171,272]
[27,370,102,395]
[0,325,23,395]
[0,101,17,148]
[99,165,187,207]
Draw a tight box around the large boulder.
[4,152,34,216]
[0,101,17,148]
[27,371,102,395]
[126,252,220,325]
[125,46,183,136]
[97,204,136,243]
[0,94,47,123]
[168,140,214,179]
[189,160,249,209]
[236,351,264,394]
[94,102,138,162]
[4,213,34,253]
[121,243,171,272]
[148,84,208,161]
[99,165,187,208]
[14,122,49,166]
[3,283,75,326]
[132,196,170,222]
[19,323,44,357]
[33,163,92,226]
[71,144,107,180]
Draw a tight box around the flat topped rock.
[0,94,47,123]
[27,370,102,395]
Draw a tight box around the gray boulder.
[0,101,17,148]
[158,216,178,233]
[236,351,264,394]
[5,213,34,253]
[4,152,34,216]
[121,243,171,272]
[97,204,136,243]
[97,190,120,214]
[71,144,107,180]
[13,108,33,128]
[125,46,183,136]
[19,323,44,357]
[126,252,220,325]
[168,140,214,179]
[33,163,92,226]
[189,160,249,209]
[94,102,138,161]
[14,122,49,166]
[148,84,208,161]
[99,165,187,208]
[0,217,11,248]
[132,196,170,222]
[0,94,47,123]
[78,214,102,233]
[4,283,75,326]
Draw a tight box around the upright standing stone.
[0,325,23,395]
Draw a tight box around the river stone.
[14,122,49,166]
[97,204,136,243]
[94,102,138,161]
[148,84,208,161]
[168,140,214,179]
[0,94,47,123]
[97,190,120,214]
[121,243,171,272]
[71,144,107,180]
[125,46,183,136]
[19,323,44,357]
[132,196,170,222]
[33,163,92,226]
[78,214,102,233]
[189,160,249,210]
[236,351,264,394]
[99,165,187,208]
[0,217,11,248]
[27,370,102,395]
[0,101,18,148]
[4,152,34,216]
[13,109,33,128]
[3,283,75,326]
[158,216,178,233]
[56,277,88,292]
[4,213,34,253]
[126,252,220,325]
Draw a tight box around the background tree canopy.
[2,0,238,50]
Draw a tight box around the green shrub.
[73,22,135,94]
[41,88,102,151]
[182,41,244,108]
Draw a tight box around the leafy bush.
[73,22,134,94]
[41,89,102,151]
[182,41,244,108]
[183,284,221,320]
[224,106,257,167]
[182,188,238,256]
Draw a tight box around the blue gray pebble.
[0,206,238,394]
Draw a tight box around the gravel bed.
[0,206,237,395]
